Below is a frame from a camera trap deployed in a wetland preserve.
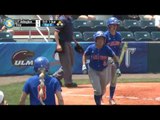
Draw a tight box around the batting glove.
[108,57,114,65]
[82,64,87,74]
[116,68,121,77]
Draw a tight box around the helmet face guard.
[34,57,50,72]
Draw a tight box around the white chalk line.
[62,93,160,102]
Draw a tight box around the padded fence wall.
[0,42,159,75]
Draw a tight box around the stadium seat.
[140,20,160,32]
[90,20,107,31]
[0,38,16,42]
[116,20,128,31]
[143,26,160,33]
[91,20,105,27]
[123,20,140,28]
[117,26,128,31]
[134,31,152,41]
[0,32,13,39]
[83,31,96,41]
[72,20,92,32]
[151,31,160,41]
[123,20,142,32]
[140,20,155,28]
[120,31,135,41]
[73,32,83,41]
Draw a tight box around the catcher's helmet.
[107,17,119,26]
[93,31,106,41]
[34,56,50,72]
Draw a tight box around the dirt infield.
[1,74,160,105]
[61,83,160,105]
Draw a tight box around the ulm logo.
[12,50,35,66]
[14,60,34,66]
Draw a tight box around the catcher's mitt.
[74,43,84,54]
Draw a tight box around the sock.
[94,95,102,105]
[110,86,116,99]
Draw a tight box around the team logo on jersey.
[37,85,47,101]
[108,41,121,46]
[12,50,35,67]
[4,18,14,28]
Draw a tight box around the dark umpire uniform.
[53,15,77,87]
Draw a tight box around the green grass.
[72,78,160,84]
[1,78,160,105]
[118,78,160,83]
[0,82,30,105]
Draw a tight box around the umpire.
[53,15,77,87]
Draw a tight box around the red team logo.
[37,85,47,100]
[108,41,121,46]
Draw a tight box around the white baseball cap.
[0,91,4,104]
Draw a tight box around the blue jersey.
[23,74,62,105]
[85,44,115,71]
[104,31,122,56]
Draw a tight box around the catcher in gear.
[19,56,64,105]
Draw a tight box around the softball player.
[19,56,64,105]
[0,90,8,105]
[82,31,121,105]
[104,17,122,105]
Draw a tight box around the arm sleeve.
[118,33,123,56]
[84,46,91,56]
[54,80,62,93]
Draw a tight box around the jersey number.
[37,85,47,101]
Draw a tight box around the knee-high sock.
[110,86,116,99]
[94,95,102,105]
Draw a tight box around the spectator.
[143,15,154,20]
[78,15,96,20]
[113,15,140,21]
[0,15,14,35]
[0,15,7,32]
[71,15,80,21]
[143,15,160,28]
[154,15,160,28]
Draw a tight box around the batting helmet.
[107,17,120,26]
[34,56,50,72]
[93,31,106,41]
